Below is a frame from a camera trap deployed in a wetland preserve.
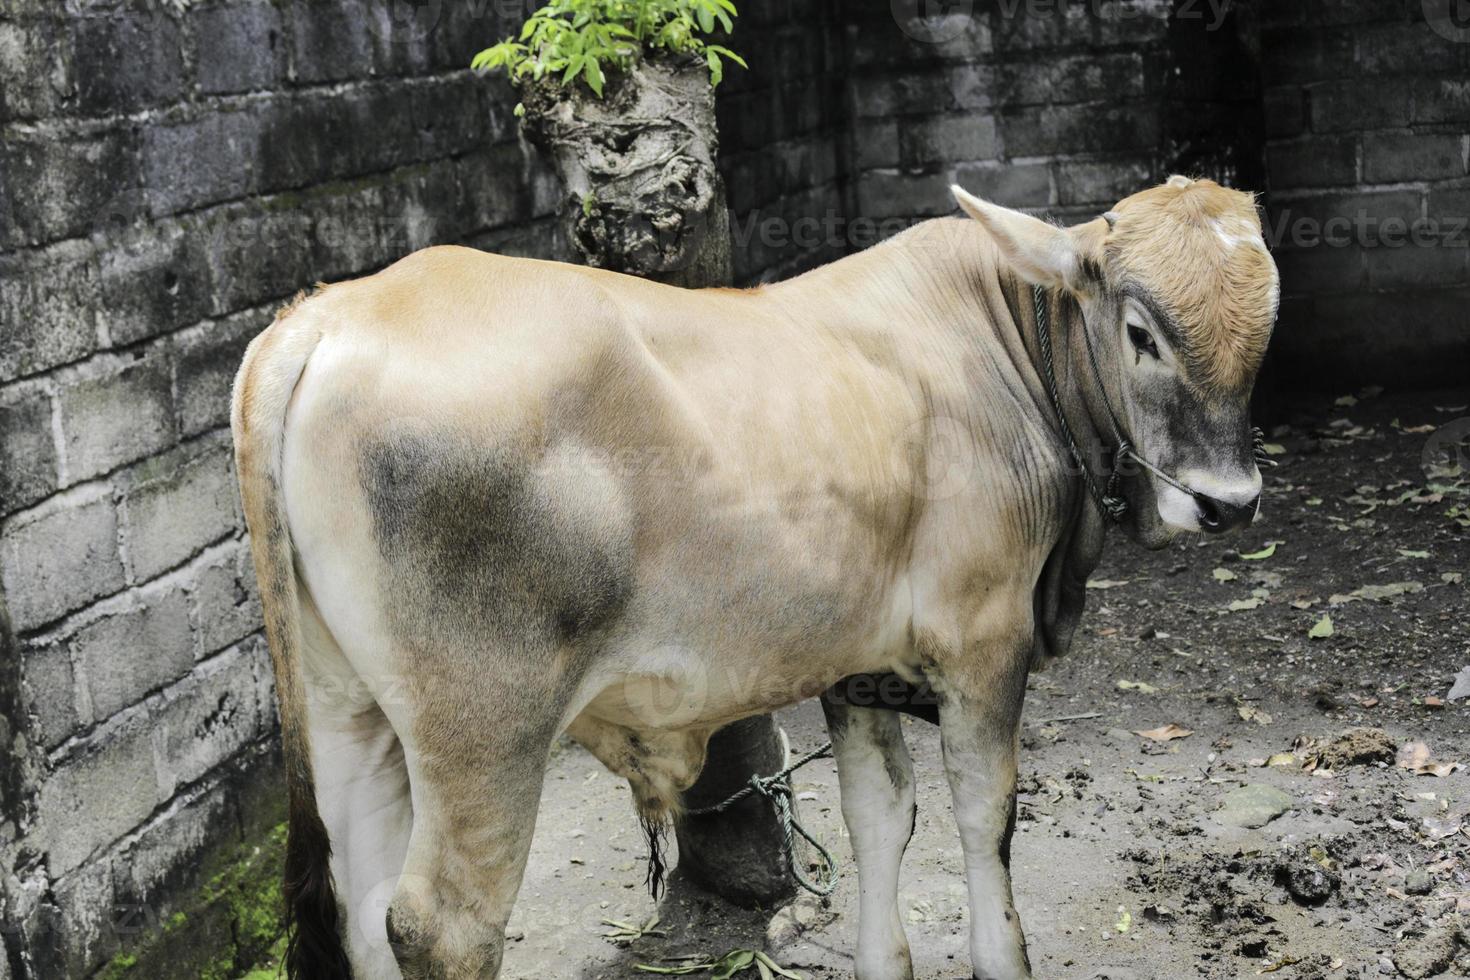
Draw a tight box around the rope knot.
[683,742,838,897]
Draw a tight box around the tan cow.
[232,175,1277,980]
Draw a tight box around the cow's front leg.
[936,650,1031,980]
[821,689,916,980]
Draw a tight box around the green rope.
[686,742,838,896]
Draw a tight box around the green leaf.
[634,961,715,975]
[1398,548,1429,559]
[1239,542,1277,560]
[1308,614,1334,639]
[583,56,604,96]
[706,44,747,68]
[711,949,757,979]
[563,52,584,83]
[752,952,804,979]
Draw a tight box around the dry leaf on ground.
[1397,741,1461,778]
[1135,724,1193,742]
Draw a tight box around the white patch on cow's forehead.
[1210,215,1264,253]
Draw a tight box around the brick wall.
[845,1,1173,231]
[832,0,1468,390]
[0,1,562,973]
[1259,0,1470,388]
[718,0,852,283]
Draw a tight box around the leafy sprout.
[471,0,747,99]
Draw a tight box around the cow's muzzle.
[1195,492,1260,533]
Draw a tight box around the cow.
[232,175,1278,980]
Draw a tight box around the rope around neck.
[1032,285,1129,521]
[685,741,838,896]
[1031,284,1274,523]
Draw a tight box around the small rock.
[1218,784,1294,829]
[1395,925,1461,979]
[1275,846,1346,910]
[1275,850,1340,905]
[1378,955,1395,974]
[1403,869,1432,896]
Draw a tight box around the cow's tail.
[231,293,353,980]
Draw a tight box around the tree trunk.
[517,55,793,907]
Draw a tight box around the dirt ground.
[491,387,1470,980]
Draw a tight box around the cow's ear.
[951,185,1105,292]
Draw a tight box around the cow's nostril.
[1196,494,1223,531]
[1195,493,1257,533]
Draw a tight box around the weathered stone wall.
[0,1,566,975]
[1259,0,1470,388]
[832,0,1469,390]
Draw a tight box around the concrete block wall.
[841,0,1272,228]
[717,0,852,284]
[844,0,1179,231]
[1259,0,1470,387]
[0,1,561,976]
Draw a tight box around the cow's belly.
[571,494,915,730]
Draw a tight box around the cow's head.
[953,175,1279,549]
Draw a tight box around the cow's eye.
[1127,323,1159,360]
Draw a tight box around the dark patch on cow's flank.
[358,429,634,653]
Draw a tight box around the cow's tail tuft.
[231,302,353,980]
[641,813,670,899]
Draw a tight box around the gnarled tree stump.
[517,55,792,907]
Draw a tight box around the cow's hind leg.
[822,689,917,980]
[385,672,564,979]
[299,596,414,980]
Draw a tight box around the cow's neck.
[864,218,1112,657]
[812,219,1118,485]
